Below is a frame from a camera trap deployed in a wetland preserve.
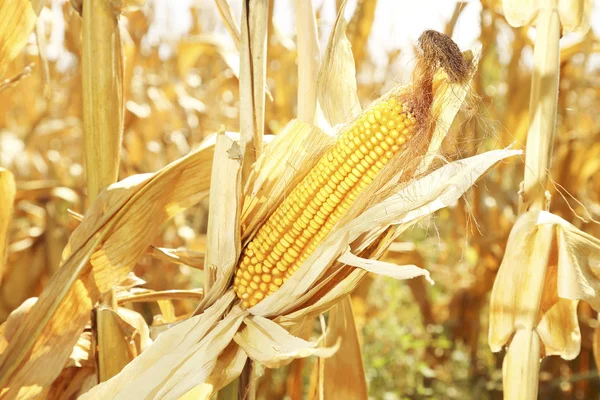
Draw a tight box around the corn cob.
[234,96,420,308]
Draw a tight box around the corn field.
[0,0,599,399]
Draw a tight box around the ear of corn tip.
[234,97,418,308]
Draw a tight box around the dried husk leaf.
[320,297,368,400]
[191,343,248,399]
[490,210,600,360]
[316,0,361,127]
[338,249,433,284]
[502,0,591,34]
[213,0,272,99]
[295,0,320,123]
[241,119,334,242]
[0,137,216,396]
[489,212,554,351]
[0,0,43,77]
[346,0,378,66]
[80,292,247,400]
[96,307,137,382]
[540,212,600,310]
[239,0,268,182]
[0,169,16,285]
[82,0,124,200]
[233,315,339,369]
[214,0,240,49]
[201,132,242,305]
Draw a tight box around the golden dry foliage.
[0,0,599,399]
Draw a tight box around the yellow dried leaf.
[233,315,339,369]
[502,0,591,34]
[0,0,43,77]
[0,138,215,394]
[321,297,368,400]
[316,0,361,127]
[0,168,15,285]
[295,0,320,124]
[201,133,242,305]
[238,0,268,182]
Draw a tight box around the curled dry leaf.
[294,0,321,124]
[502,0,591,34]
[0,169,16,285]
[0,0,43,77]
[320,297,368,400]
[489,210,600,397]
[316,0,361,128]
[0,135,217,396]
[233,315,340,369]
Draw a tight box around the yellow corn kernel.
[233,96,418,308]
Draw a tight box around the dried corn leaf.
[0,0,43,77]
[149,247,204,269]
[214,0,241,49]
[502,0,591,34]
[321,297,368,400]
[116,307,152,352]
[317,0,361,127]
[346,0,378,66]
[295,0,320,123]
[80,292,247,400]
[338,249,433,283]
[96,307,136,382]
[0,169,15,284]
[233,315,339,369]
[489,210,600,360]
[213,0,272,99]
[201,132,242,306]
[0,137,216,395]
[239,0,268,181]
[192,343,247,399]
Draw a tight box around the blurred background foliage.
[1,0,600,398]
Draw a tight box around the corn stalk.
[81,0,124,202]
[490,1,591,398]
[81,0,125,382]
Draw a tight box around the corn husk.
[202,132,242,303]
[295,0,320,124]
[316,0,361,128]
